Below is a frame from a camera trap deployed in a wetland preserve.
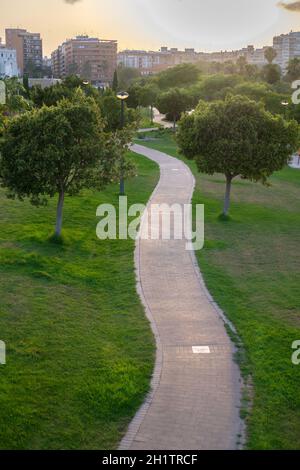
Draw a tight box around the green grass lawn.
[136,130,300,450]
[0,152,159,450]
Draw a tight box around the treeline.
[116,51,300,127]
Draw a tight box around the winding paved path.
[120,144,243,450]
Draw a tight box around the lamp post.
[117,91,129,196]
[281,100,289,119]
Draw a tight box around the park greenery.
[0,72,158,449]
[136,129,300,449]
[1,46,300,449]
[0,150,159,449]
[177,95,299,216]
[0,77,138,240]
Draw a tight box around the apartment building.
[51,35,117,85]
[273,31,300,71]
[117,47,199,75]
[117,50,169,75]
[5,28,43,75]
[0,39,18,78]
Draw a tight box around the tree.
[0,92,119,238]
[117,65,141,90]
[138,85,159,123]
[157,88,192,129]
[3,78,32,116]
[112,70,118,92]
[195,74,242,101]
[261,64,281,84]
[177,95,299,216]
[30,83,72,108]
[30,77,101,109]
[264,47,277,65]
[236,55,247,75]
[67,62,79,76]
[22,75,29,96]
[156,63,200,89]
[100,89,137,131]
[244,64,259,80]
[232,81,271,101]
[285,58,300,82]
[127,83,142,109]
[24,59,43,78]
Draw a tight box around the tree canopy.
[156,88,192,128]
[177,95,299,216]
[156,63,200,89]
[0,92,122,237]
[264,47,277,65]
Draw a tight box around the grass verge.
[0,151,159,450]
[137,130,300,450]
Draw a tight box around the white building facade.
[0,47,18,78]
[273,31,300,72]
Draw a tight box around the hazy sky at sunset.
[1,0,300,55]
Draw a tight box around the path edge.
[118,146,163,450]
[118,144,246,450]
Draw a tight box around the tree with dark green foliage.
[30,83,72,108]
[193,74,242,101]
[24,59,43,78]
[0,91,121,238]
[177,95,299,216]
[2,78,32,116]
[156,63,200,89]
[67,62,79,76]
[236,55,247,75]
[244,64,260,80]
[112,70,118,92]
[117,65,141,90]
[22,75,29,96]
[157,88,192,129]
[138,85,159,123]
[100,89,137,131]
[127,83,142,109]
[285,57,300,82]
[30,76,101,108]
[261,64,281,85]
[264,47,277,65]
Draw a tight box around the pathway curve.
[120,144,243,450]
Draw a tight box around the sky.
[1,0,300,56]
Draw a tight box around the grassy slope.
[137,131,300,450]
[0,152,159,450]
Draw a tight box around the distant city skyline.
[1,0,300,56]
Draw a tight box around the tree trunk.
[173,116,176,131]
[150,105,153,124]
[55,190,65,237]
[223,175,232,216]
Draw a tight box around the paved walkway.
[119,144,243,450]
[289,155,300,169]
[153,107,175,129]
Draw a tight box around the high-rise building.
[273,31,300,71]
[51,35,117,85]
[0,38,19,78]
[5,28,43,75]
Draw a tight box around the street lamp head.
[117,91,129,101]
[281,101,289,106]
[82,80,90,86]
